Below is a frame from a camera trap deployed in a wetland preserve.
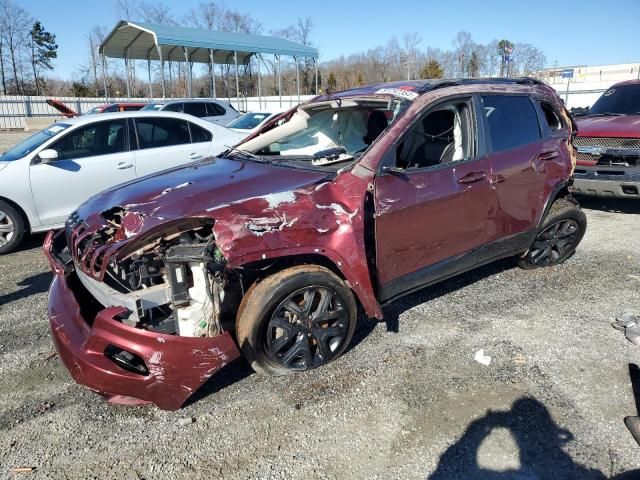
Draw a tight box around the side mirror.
[38,149,59,164]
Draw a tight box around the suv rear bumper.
[571,167,640,198]
[44,230,241,411]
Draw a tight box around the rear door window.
[206,102,226,116]
[163,102,184,113]
[189,122,212,143]
[481,95,541,152]
[134,118,191,149]
[184,102,208,117]
[51,120,128,160]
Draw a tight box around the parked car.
[0,111,244,253]
[142,99,240,125]
[45,100,147,117]
[226,109,286,134]
[84,103,148,114]
[45,78,586,410]
[572,80,640,198]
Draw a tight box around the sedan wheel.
[0,210,14,247]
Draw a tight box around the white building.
[539,62,640,108]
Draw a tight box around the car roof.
[55,110,227,128]
[152,98,231,105]
[320,77,549,100]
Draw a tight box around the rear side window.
[189,122,212,143]
[134,118,191,149]
[163,102,184,113]
[482,95,541,152]
[102,105,118,113]
[540,102,564,133]
[206,102,226,116]
[184,102,208,117]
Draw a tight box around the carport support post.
[147,57,153,98]
[184,47,192,98]
[295,56,300,103]
[101,54,109,101]
[157,45,166,99]
[234,51,240,110]
[209,49,216,98]
[314,58,318,95]
[124,53,131,99]
[256,54,262,110]
[276,54,282,108]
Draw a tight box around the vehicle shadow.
[10,232,48,254]
[0,271,52,307]
[576,195,640,214]
[378,258,516,335]
[427,397,620,480]
[184,359,254,408]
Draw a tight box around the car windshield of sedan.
[227,112,271,130]
[0,123,70,161]
[141,103,164,111]
[235,96,411,171]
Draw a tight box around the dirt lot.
[1,129,640,479]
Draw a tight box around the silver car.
[0,111,244,254]
[141,99,240,126]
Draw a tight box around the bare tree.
[452,31,473,77]
[402,32,421,80]
[1,0,31,94]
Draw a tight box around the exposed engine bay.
[71,213,242,339]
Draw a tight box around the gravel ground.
[1,129,640,478]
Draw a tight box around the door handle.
[457,171,487,184]
[537,150,559,161]
[116,161,134,170]
[189,153,204,160]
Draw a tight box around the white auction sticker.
[375,88,419,100]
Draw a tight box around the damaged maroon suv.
[45,78,586,410]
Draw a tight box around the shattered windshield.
[589,84,640,116]
[236,96,410,171]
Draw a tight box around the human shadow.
[0,271,52,307]
[576,195,640,214]
[428,397,606,480]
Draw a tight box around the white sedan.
[0,111,244,254]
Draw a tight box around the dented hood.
[576,115,640,138]
[77,157,329,233]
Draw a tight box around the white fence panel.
[0,95,314,130]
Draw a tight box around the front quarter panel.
[0,155,42,230]
[209,167,382,319]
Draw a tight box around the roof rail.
[418,77,547,93]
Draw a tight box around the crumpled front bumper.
[44,230,241,411]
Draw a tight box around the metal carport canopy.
[99,20,319,64]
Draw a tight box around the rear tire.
[0,201,26,255]
[518,198,586,269]
[236,265,357,376]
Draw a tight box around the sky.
[20,0,640,80]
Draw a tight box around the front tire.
[518,198,586,269]
[0,201,26,255]
[236,265,357,376]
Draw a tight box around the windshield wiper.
[224,146,269,163]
